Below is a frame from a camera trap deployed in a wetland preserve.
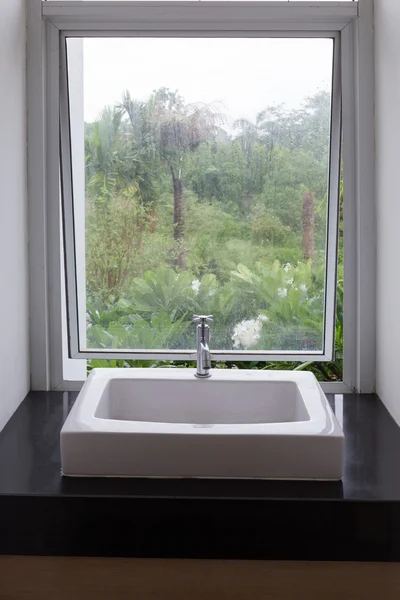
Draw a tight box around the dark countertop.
[1,391,400,560]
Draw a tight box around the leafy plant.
[87,310,190,350]
[83,88,343,381]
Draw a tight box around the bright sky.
[78,37,333,126]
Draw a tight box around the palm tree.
[148,88,220,269]
[120,91,159,209]
[85,106,138,201]
[233,117,261,154]
[234,108,286,157]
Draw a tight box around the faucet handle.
[193,314,213,325]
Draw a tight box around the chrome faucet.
[193,315,213,378]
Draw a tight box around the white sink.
[61,369,344,480]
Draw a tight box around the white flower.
[299,283,308,293]
[283,263,291,273]
[286,277,294,286]
[257,314,269,323]
[208,289,216,298]
[191,279,201,295]
[232,315,268,349]
[277,287,288,299]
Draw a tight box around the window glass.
[66,36,335,354]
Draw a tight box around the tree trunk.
[302,191,315,261]
[170,166,185,269]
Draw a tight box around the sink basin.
[61,369,344,480]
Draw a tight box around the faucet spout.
[193,315,213,378]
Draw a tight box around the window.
[64,35,339,359]
[33,1,375,391]
[59,7,344,362]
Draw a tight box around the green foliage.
[87,309,190,350]
[228,261,324,351]
[250,202,291,246]
[129,267,193,316]
[83,87,343,381]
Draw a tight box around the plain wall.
[375,0,400,425]
[0,0,30,431]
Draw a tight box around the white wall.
[375,0,400,425]
[0,0,29,430]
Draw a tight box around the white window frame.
[27,1,376,394]
[60,19,341,365]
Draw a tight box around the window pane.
[66,37,334,353]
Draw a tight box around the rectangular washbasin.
[61,369,344,480]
